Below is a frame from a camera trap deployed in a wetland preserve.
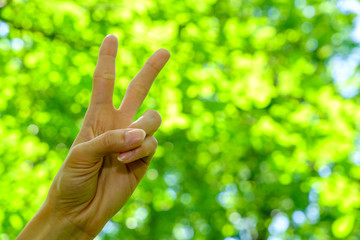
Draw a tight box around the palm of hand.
[47,35,170,236]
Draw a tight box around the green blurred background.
[1,0,360,239]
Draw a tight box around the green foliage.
[0,0,359,239]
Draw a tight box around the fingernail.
[125,129,146,145]
[117,151,132,162]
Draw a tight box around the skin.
[17,34,170,240]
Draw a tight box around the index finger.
[91,34,118,106]
[118,49,170,120]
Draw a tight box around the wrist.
[17,199,94,240]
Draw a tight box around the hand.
[17,35,170,239]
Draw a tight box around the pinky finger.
[117,136,158,163]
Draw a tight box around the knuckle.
[102,131,116,149]
[68,143,92,162]
[145,60,160,73]
[94,118,107,134]
[119,130,126,144]
[69,144,83,157]
[128,81,147,96]
[93,73,115,82]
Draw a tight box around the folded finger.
[71,129,146,163]
[117,136,158,163]
[128,109,162,136]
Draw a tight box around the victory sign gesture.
[17,34,170,240]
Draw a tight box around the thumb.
[72,129,146,162]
